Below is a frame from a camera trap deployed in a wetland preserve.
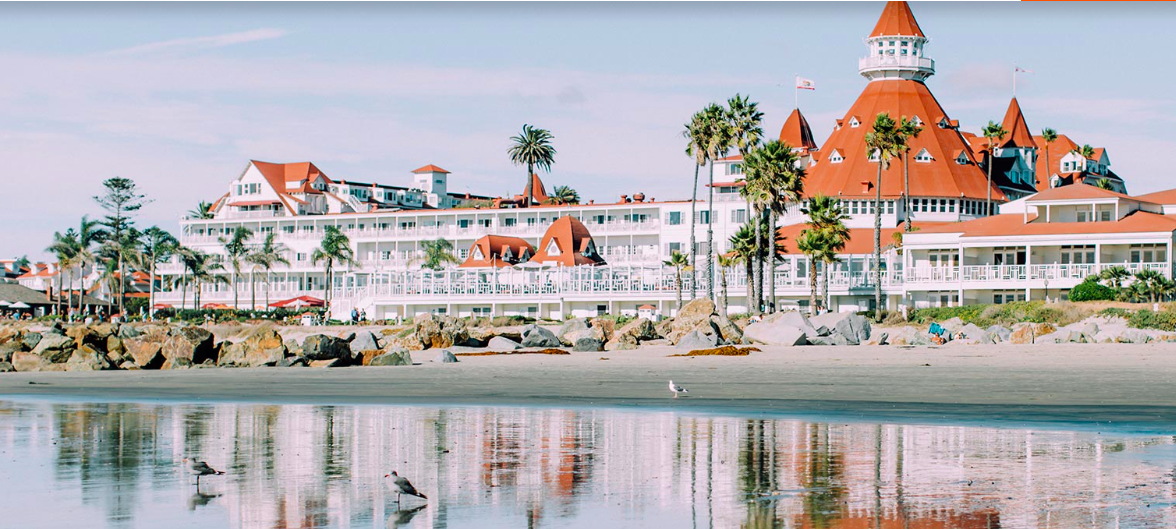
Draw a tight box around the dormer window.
[471,246,485,261]
[938,117,951,129]
[502,247,514,261]
[868,149,880,163]
[915,149,933,163]
[546,240,561,256]
[849,116,861,128]
[828,150,844,164]
[910,115,923,127]
[955,153,969,165]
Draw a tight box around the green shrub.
[909,301,1090,328]
[1099,307,1132,319]
[1069,280,1117,302]
[1127,310,1176,331]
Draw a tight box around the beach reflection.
[1,400,1174,528]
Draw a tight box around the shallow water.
[1,399,1175,528]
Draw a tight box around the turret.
[859,1,935,82]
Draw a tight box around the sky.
[3,1,1176,260]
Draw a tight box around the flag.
[1015,66,1033,73]
[796,77,816,90]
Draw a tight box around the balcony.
[859,55,935,72]
[904,262,1169,286]
[220,210,285,220]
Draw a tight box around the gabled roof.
[1031,133,1080,191]
[530,216,606,267]
[1134,188,1176,205]
[778,108,818,151]
[870,1,925,38]
[249,161,333,215]
[412,164,451,174]
[459,235,535,268]
[999,97,1037,149]
[804,80,1004,201]
[915,210,1176,238]
[1025,183,1141,203]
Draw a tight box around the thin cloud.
[103,28,288,55]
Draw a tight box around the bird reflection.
[386,505,426,528]
[187,490,222,511]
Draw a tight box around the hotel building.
[154,1,1170,319]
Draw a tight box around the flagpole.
[794,73,798,109]
[1013,66,1016,97]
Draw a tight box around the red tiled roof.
[1134,188,1176,205]
[804,80,1004,201]
[412,164,451,174]
[1026,183,1140,203]
[999,97,1037,149]
[778,108,818,151]
[459,235,535,268]
[916,211,1176,237]
[250,161,333,215]
[227,199,282,207]
[716,154,743,162]
[1032,133,1080,191]
[530,216,606,267]
[778,221,949,255]
[870,1,924,38]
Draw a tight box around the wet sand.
[4,343,1176,430]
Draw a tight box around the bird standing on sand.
[669,380,688,398]
[182,457,225,487]
[385,471,428,506]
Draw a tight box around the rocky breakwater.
[741,311,873,347]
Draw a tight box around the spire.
[1000,97,1037,149]
[778,108,818,152]
[859,2,934,82]
[870,1,925,38]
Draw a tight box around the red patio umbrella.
[269,295,326,308]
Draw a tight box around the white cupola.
[859,1,935,82]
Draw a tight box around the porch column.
[1045,205,1050,222]
[1169,239,1174,280]
[1024,244,1033,300]
[957,246,964,307]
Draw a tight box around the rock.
[124,336,165,369]
[589,318,616,342]
[117,325,142,339]
[0,340,24,363]
[986,325,1011,343]
[939,317,965,333]
[832,314,872,345]
[1034,330,1068,344]
[12,351,49,372]
[219,326,288,367]
[467,326,495,346]
[615,318,658,344]
[807,334,850,346]
[383,327,425,351]
[21,332,42,350]
[370,348,413,366]
[572,336,604,352]
[521,325,561,348]
[349,331,382,356]
[0,361,12,373]
[301,334,352,362]
[865,332,889,346]
[642,338,671,346]
[106,335,125,357]
[65,345,111,371]
[275,356,307,368]
[710,316,744,344]
[161,357,192,370]
[1009,323,1035,344]
[309,358,345,368]
[163,326,216,365]
[887,327,929,346]
[557,318,591,345]
[604,340,638,351]
[1035,322,1057,335]
[1081,322,1101,336]
[664,299,717,344]
[678,297,716,322]
[31,333,75,363]
[415,314,469,349]
[487,336,522,351]
[743,318,809,346]
[959,323,991,344]
[1093,331,1116,344]
[440,350,459,363]
[676,330,719,350]
[770,311,820,336]
[1117,329,1151,344]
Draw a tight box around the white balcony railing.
[904,262,1168,285]
[859,56,935,72]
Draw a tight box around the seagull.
[182,457,224,487]
[385,471,428,506]
[669,380,689,398]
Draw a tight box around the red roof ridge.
[999,97,1037,149]
[779,108,818,151]
[870,1,925,38]
[412,164,451,174]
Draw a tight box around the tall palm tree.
[726,95,764,306]
[1094,178,1114,191]
[982,121,1008,215]
[507,124,557,208]
[546,185,580,205]
[716,254,736,316]
[177,246,225,309]
[664,251,691,313]
[64,216,105,316]
[415,238,461,271]
[684,111,709,296]
[1040,128,1058,189]
[99,226,144,313]
[897,117,924,232]
[245,233,290,313]
[796,229,831,314]
[218,226,253,309]
[743,140,805,313]
[188,201,215,220]
[311,226,358,311]
[46,231,77,318]
[703,103,733,300]
[1100,265,1130,290]
[802,195,850,311]
[11,255,30,275]
[141,227,178,317]
[865,113,902,321]
[1072,143,1096,161]
[728,223,757,314]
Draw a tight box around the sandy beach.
[4,342,1176,430]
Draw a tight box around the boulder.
[106,335,125,358]
[219,326,288,367]
[1092,331,1117,344]
[604,340,639,351]
[309,358,346,368]
[664,298,717,343]
[12,351,49,372]
[301,334,352,362]
[487,336,522,351]
[807,334,850,346]
[1117,329,1151,344]
[440,350,459,363]
[589,318,616,342]
[349,331,382,356]
[572,336,604,352]
[521,325,561,348]
[710,316,744,344]
[32,333,75,363]
[275,356,307,368]
[415,314,469,349]
[0,361,12,373]
[865,332,889,346]
[743,317,809,346]
[1009,323,1035,344]
[887,326,929,346]
[370,348,413,366]
[678,297,716,322]
[642,338,671,347]
[163,326,216,365]
[770,311,820,337]
[117,325,142,339]
[557,318,591,345]
[676,330,719,350]
[939,317,965,333]
[959,323,991,344]
[0,340,24,363]
[65,345,111,371]
[21,332,42,350]
[1082,322,1101,336]
[467,326,495,346]
[383,327,426,351]
[986,325,1012,343]
[616,318,658,343]
[161,356,192,370]
[832,314,872,345]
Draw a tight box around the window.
[546,240,561,256]
[668,211,682,225]
[728,164,742,176]
[732,209,746,223]
[296,253,307,262]
[1060,245,1095,265]
[526,217,537,226]
[1100,210,1112,222]
[956,153,969,165]
[994,291,1026,304]
[597,305,607,316]
[914,149,933,163]
[478,219,491,228]
[504,218,516,227]
[828,150,844,164]
[458,219,470,228]
[696,210,711,225]
[849,117,861,128]
[667,242,682,255]
[1131,244,1167,263]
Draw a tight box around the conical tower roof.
[870,1,925,38]
[999,97,1038,149]
[778,108,818,152]
[804,80,1004,201]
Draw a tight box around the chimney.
[634,192,646,202]
[620,194,628,203]
[860,181,873,194]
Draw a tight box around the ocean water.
[1,398,1174,528]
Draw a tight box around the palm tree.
[245,233,290,313]
[218,226,253,309]
[311,226,358,312]
[141,227,177,318]
[727,95,765,306]
[415,238,461,271]
[99,226,145,314]
[684,111,709,295]
[1134,269,1166,306]
[865,113,902,321]
[982,121,1008,215]
[46,231,77,318]
[728,223,757,314]
[507,124,557,208]
[1040,128,1058,188]
[716,254,737,316]
[743,140,805,313]
[59,216,104,317]
[703,103,733,300]
[796,229,832,314]
[1072,143,1096,161]
[1094,178,1114,191]
[11,255,30,275]
[803,195,850,311]
[546,185,580,205]
[188,201,215,220]
[897,117,924,232]
[1100,265,1131,290]
[664,251,691,313]
[177,246,226,309]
